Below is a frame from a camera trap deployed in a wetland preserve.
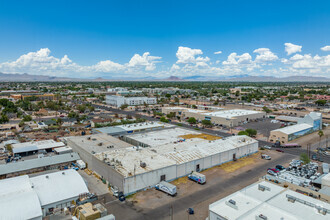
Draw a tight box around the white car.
[264,145,271,150]
[267,170,276,175]
[261,154,271,160]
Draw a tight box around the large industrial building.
[66,128,258,195]
[208,180,330,220]
[162,107,266,126]
[0,169,89,219]
[106,95,157,107]
[270,112,322,144]
[93,121,173,136]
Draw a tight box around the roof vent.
[46,175,49,179]
[257,214,268,220]
[225,199,238,210]
[62,172,65,175]
[140,162,147,168]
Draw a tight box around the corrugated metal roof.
[0,153,80,175]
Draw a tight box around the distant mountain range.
[0,72,329,82]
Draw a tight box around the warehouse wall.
[123,164,177,195]
[67,139,125,192]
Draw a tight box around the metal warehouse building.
[67,128,258,195]
[93,121,173,136]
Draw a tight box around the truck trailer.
[155,181,177,196]
[188,171,206,184]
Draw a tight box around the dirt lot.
[127,150,290,213]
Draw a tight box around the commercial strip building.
[0,169,89,218]
[93,121,173,136]
[0,152,80,179]
[106,95,157,107]
[67,128,258,195]
[11,139,65,155]
[208,180,330,220]
[270,112,322,144]
[162,107,266,127]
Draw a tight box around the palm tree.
[318,130,324,149]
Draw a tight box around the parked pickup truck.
[188,171,206,184]
[155,181,177,196]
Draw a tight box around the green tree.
[245,128,257,137]
[315,100,326,106]
[318,130,324,148]
[188,117,197,124]
[300,153,310,164]
[238,131,249,136]
[0,114,9,124]
[262,106,272,113]
[160,116,169,123]
[120,104,128,110]
[22,114,32,122]
[201,120,212,126]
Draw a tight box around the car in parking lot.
[276,149,284,153]
[312,154,318,161]
[261,154,271,160]
[267,168,280,175]
[264,145,271,150]
[275,165,285,171]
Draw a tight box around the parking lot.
[238,118,282,137]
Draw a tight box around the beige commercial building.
[162,107,266,127]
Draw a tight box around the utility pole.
[169,204,173,220]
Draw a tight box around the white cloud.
[253,48,278,62]
[222,52,252,65]
[176,46,209,64]
[0,48,161,77]
[214,51,222,55]
[321,46,330,51]
[284,43,302,55]
[128,52,161,71]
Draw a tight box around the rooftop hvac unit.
[257,214,268,220]
[140,161,147,168]
[98,142,103,146]
[228,199,236,205]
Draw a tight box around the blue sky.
[0,0,329,78]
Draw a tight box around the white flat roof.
[268,190,330,220]
[272,123,313,135]
[116,122,172,131]
[202,109,264,119]
[12,139,65,154]
[209,180,330,220]
[66,133,132,154]
[30,169,88,206]
[95,148,177,177]
[210,192,262,219]
[99,128,257,176]
[0,175,42,220]
[163,107,208,113]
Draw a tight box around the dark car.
[276,149,284,153]
[187,208,194,215]
[276,165,285,171]
[312,154,318,161]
